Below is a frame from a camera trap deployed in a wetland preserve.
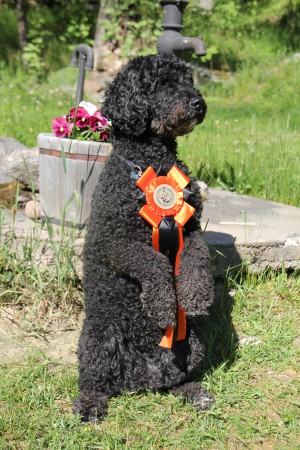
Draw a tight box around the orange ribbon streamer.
[136,166,195,348]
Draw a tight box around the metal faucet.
[157,0,206,57]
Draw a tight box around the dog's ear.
[102,63,149,136]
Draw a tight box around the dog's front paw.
[140,280,176,328]
[176,269,214,317]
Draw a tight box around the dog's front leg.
[107,238,177,329]
[176,231,214,317]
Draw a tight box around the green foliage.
[0,1,98,73]
[0,7,19,62]
[59,18,93,51]
[103,0,161,57]
[182,0,300,69]
[0,0,300,71]
[22,7,47,78]
[178,56,300,206]
[0,53,299,207]
[0,64,78,147]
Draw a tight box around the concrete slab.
[202,189,300,274]
[202,188,300,245]
[1,189,300,276]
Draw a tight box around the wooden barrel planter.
[38,133,111,229]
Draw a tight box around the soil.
[0,307,84,364]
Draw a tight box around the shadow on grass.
[197,277,239,379]
[195,233,244,380]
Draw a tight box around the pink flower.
[90,111,108,131]
[89,116,100,131]
[67,122,74,136]
[52,104,110,142]
[52,116,68,137]
[94,110,108,127]
[90,117,105,131]
[67,107,77,119]
[67,106,90,128]
[99,130,109,142]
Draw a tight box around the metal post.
[70,44,94,105]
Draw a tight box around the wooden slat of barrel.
[38,133,111,228]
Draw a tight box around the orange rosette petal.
[136,166,156,192]
[139,205,162,228]
[152,227,160,252]
[167,166,190,189]
[174,201,195,227]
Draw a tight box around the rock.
[187,63,233,86]
[198,0,214,12]
[0,137,39,190]
[0,137,29,184]
[17,193,32,208]
[292,52,300,60]
[96,44,125,76]
[7,148,39,190]
[0,136,28,157]
[239,336,262,346]
[25,200,41,220]
[285,52,300,64]
[293,337,300,349]
[197,180,209,194]
[285,233,300,246]
[0,181,25,208]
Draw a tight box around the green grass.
[179,114,299,206]
[0,271,299,449]
[178,57,300,206]
[0,64,78,147]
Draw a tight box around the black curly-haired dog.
[73,54,214,422]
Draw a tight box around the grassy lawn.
[0,65,78,146]
[178,57,300,207]
[0,271,299,449]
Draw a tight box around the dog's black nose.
[190,98,202,109]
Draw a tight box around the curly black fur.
[73,54,215,422]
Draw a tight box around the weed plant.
[179,115,299,206]
[0,210,83,316]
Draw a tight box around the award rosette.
[136,165,195,348]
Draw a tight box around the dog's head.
[102,54,206,138]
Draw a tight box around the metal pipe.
[160,0,188,30]
[157,0,206,57]
[70,44,94,105]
